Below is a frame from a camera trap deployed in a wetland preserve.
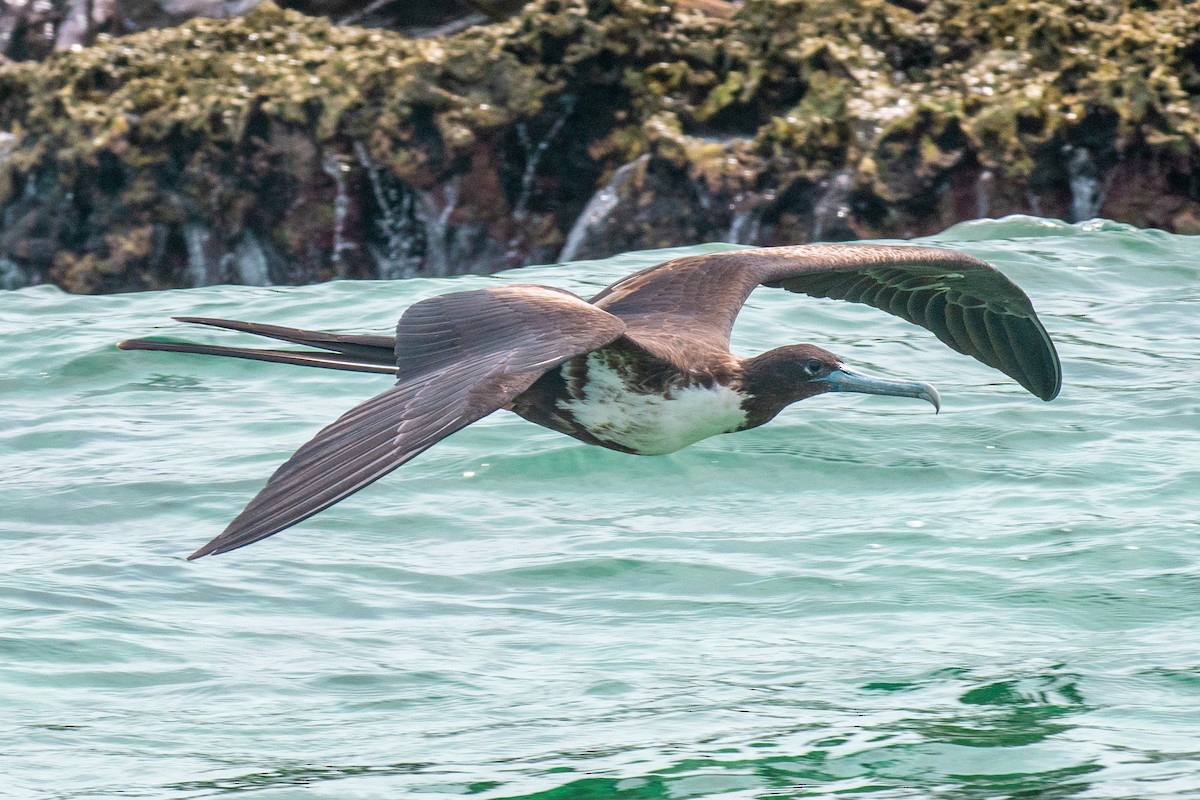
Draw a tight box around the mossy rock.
[0,0,1197,292]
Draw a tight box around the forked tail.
[117,317,398,375]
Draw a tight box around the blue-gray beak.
[822,366,941,413]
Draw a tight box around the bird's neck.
[736,352,825,429]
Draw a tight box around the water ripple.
[3,219,1199,798]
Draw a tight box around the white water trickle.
[975,169,994,219]
[727,208,757,245]
[1067,146,1108,222]
[726,192,770,245]
[54,0,103,50]
[416,177,461,277]
[322,153,353,270]
[1026,190,1043,217]
[811,169,852,242]
[182,222,212,287]
[354,140,420,279]
[231,229,271,286]
[0,257,30,290]
[560,154,649,263]
[513,96,576,222]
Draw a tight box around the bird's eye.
[804,359,824,376]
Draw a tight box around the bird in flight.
[119,244,1061,559]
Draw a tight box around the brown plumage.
[118,244,1061,559]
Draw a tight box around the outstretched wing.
[590,244,1060,400]
[188,285,625,559]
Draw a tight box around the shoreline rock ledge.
[1,0,1198,293]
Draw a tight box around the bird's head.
[740,344,941,424]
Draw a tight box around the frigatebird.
[118,244,1061,559]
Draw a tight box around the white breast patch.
[558,354,748,455]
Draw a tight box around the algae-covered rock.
[0,0,1198,292]
[0,0,495,62]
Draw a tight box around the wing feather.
[188,285,624,559]
[591,244,1060,399]
[983,310,1024,383]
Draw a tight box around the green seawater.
[2,216,1198,799]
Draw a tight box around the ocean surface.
[2,216,1198,799]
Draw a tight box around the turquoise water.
[3,217,1198,799]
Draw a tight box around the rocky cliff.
[1,0,1198,292]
